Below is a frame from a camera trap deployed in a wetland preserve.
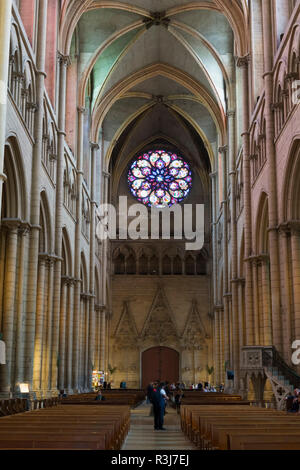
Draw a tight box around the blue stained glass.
[128,150,192,208]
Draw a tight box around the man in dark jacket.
[152,382,167,430]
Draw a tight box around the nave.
[122,402,196,451]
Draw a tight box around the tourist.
[95,390,106,401]
[152,382,168,430]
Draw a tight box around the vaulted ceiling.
[61,1,249,172]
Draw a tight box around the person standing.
[146,382,154,404]
[152,382,168,430]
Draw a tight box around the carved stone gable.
[140,287,178,343]
[113,302,139,349]
[182,300,208,349]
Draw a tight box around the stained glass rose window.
[128,150,192,208]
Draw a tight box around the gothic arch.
[39,191,52,254]
[62,227,72,277]
[2,136,28,220]
[282,138,300,221]
[80,252,88,293]
[255,192,269,254]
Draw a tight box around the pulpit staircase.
[241,346,300,410]
[262,347,300,409]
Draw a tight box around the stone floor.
[122,402,196,450]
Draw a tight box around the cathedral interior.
[0,0,300,414]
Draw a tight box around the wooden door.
[142,347,179,388]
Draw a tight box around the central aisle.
[122,402,196,450]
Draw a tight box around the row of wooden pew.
[61,389,145,407]
[0,397,60,417]
[180,391,245,405]
[0,404,130,449]
[0,398,28,416]
[181,399,300,450]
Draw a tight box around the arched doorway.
[141,347,179,388]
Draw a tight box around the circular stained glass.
[128,150,192,208]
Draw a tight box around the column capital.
[214,304,224,312]
[209,171,217,179]
[77,106,86,115]
[0,173,7,183]
[286,220,300,235]
[61,275,70,285]
[96,304,106,313]
[18,221,31,236]
[102,171,111,179]
[236,54,250,68]
[57,52,71,67]
[223,292,232,298]
[218,145,228,154]
[285,72,298,82]
[278,222,291,235]
[90,142,99,151]
[227,110,236,118]
[1,217,22,231]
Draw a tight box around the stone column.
[214,309,221,385]
[32,255,47,393]
[78,295,84,391]
[58,277,68,391]
[101,171,110,308]
[228,107,240,391]
[24,0,48,389]
[66,278,74,392]
[14,223,30,388]
[237,55,254,346]
[237,278,245,351]
[251,256,260,344]
[210,172,218,307]
[260,255,272,345]
[100,307,106,372]
[105,312,110,377]
[219,307,225,384]
[290,222,300,341]
[249,0,264,103]
[0,0,12,212]
[42,257,54,394]
[219,145,231,385]
[278,224,292,361]
[275,0,292,46]
[262,0,282,352]
[94,305,101,371]
[88,142,99,389]
[72,106,85,392]
[51,53,69,393]
[85,296,90,390]
[0,219,19,395]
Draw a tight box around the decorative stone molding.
[143,12,170,29]
[218,145,228,154]
[236,55,250,68]
[90,142,99,151]
[1,218,21,231]
[57,52,71,67]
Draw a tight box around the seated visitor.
[95,390,106,401]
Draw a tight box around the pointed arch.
[2,136,28,220]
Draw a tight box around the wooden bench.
[0,404,130,450]
[181,403,300,450]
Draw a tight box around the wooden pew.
[181,403,300,450]
[0,404,130,450]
